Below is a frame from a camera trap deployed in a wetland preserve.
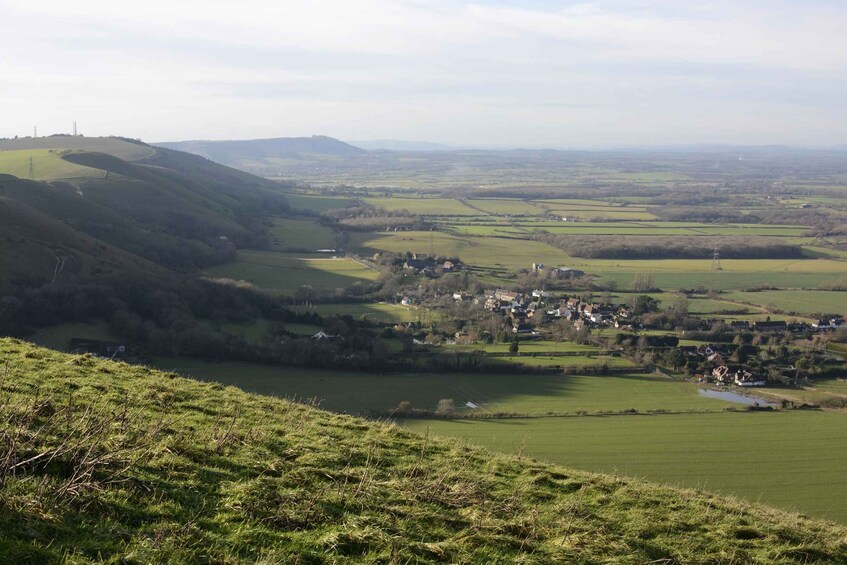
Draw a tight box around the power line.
[712,246,722,271]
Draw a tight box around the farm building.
[552,267,585,278]
[311,331,343,341]
[735,370,766,387]
[404,257,435,273]
[753,320,787,332]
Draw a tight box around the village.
[389,257,847,391]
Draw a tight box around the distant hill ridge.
[156,135,366,162]
[347,139,453,151]
[1,337,846,563]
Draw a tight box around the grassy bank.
[2,338,847,563]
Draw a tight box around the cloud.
[0,0,845,145]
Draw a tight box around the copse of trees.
[320,205,428,232]
[656,205,844,232]
[0,272,321,360]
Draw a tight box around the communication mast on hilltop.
[712,245,722,271]
[33,126,37,138]
[73,121,77,136]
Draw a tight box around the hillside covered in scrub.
[0,340,844,563]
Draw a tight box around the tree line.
[533,234,803,260]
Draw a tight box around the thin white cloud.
[0,0,845,145]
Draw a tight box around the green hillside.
[0,135,155,162]
[0,137,308,357]
[0,149,103,181]
[0,136,291,285]
[1,338,846,563]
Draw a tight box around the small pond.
[698,388,779,407]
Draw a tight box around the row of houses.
[729,317,844,333]
[481,290,635,333]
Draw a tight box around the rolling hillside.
[0,136,291,284]
[1,338,846,563]
[0,136,304,348]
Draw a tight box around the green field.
[154,352,847,522]
[0,149,103,180]
[283,193,356,213]
[722,290,847,315]
[402,410,847,523]
[300,302,422,323]
[9,339,847,563]
[687,297,758,314]
[449,340,601,354]
[268,217,337,251]
[218,319,275,344]
[448,222,807,237]
[464,198,547,216]
[205,250,378,294]
[755,379,847,407]
[487,354,636,369]
[153,359,730,416]
[0,136,155,162]
[364,197,476,216]
[349,231,570,272]
[583,258,847,291]
[546,209,659,221]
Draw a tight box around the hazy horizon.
[3,0,847,147]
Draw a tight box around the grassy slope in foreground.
[1,339,846,564]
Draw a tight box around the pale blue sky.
[1,0,845,147]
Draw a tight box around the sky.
[1,0,846,148]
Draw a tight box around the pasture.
[348,231,570,272]
[0,149,102,181]
[283,193,357,213]
[686,298,757,315]
[218,319,275,344]
[755,378,847,407]
[205,250,378,294]
[363,197,476,216]
[464,198,547,215]
[401,410,847,523]
[0,136,155,162]
[442,220,808,237]
[268,217,337,251]
[151,359,729,416]
[448,340,601,354]
[722,290,847,315]
[583,258,847,291]
[485,354,636,369]
[296,302,422,323]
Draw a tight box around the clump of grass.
[0,338,846,563]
